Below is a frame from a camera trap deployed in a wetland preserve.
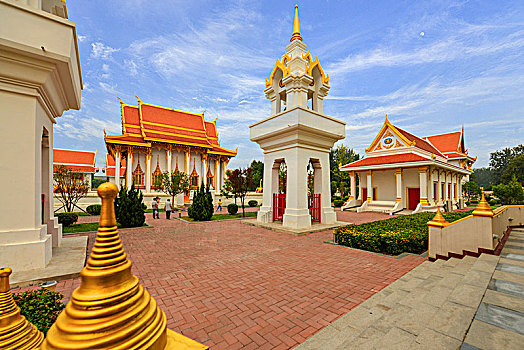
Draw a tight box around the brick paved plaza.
[19,211,425,349]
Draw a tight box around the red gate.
[273,193,286,221]
[308,194,321,222]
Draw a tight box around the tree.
[501,154,524,184]
[249,160,264,191]
[188,182,214,221]
[279,163,287,194]
[492,176,524,205]
[114,183,146,228]
[489,144,524,184]
[471,167,495,190]
[53,165,89,213]
[330,145,360,197]
[92,178,106,190]
[222,168,254,217]
[154,170,190,205]
[462,181,481,201]
[220,169,236,204]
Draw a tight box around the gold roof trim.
[266,54,292,87]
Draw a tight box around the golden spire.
[41,182,207,350]
[473,187,494,218]
[428,207,448,227]
[0,267,44,349]
[290,5,302,42]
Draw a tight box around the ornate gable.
[366,116,413,153]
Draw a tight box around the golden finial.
[134,92,142,103]
[290,5,303,42]
[0,267,44,349]
[385,114,389,122]
[201,108,207,115]
[116,93,123,103]
[41,182,207,349]
[473,187,494,218]
[428,207,448,228]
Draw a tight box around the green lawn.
[63,222,101,233]
[182,211,257,222]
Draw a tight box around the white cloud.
[55,114,121,141]
[124,60,139,76]
[99,82,117,94]
[78,35,87,42]
[91,42,119,60]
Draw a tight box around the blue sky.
[57,0,524,170]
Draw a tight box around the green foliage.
[13,288,65,335]
[334,211,473,255]
[155,170,190,204]
[249,160,264,191]
[57,212,78,227]
[92,178,106,190]
[492,176,524,204]
[330,145,360,196]
[188,182,214,221]
[248,200,258,207]
[471,168,495,191]
[489,144,524,185]
[333,199,345,208]
[462,181,481,201]
[86,204,101,215]
[227,203,239,215]
[114,183,146,228]
[222,167,254,217]
[501,154,524,184]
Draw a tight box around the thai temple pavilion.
[104,96,237,196]
[340,117,476,214]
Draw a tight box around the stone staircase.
[295,231,524,349]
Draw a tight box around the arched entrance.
[272,160,286,221]
[308,159,321,222]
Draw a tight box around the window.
[132,162,144,188]
[433,182,438,201]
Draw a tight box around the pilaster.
[366,171,372,203]
[145,153,151,193]
[419,167,429,206]
[395,168,402,203]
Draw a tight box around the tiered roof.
[105,96,237,157]
[53,149,96,173]
[341,117,475,172]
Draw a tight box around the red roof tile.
[53,149,96,173]
[395,127,446,157]
[105,154,126,177]
[424,132,462,154]
[341,153,429,169]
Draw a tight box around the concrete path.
[296,227,524,349]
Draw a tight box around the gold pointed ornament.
[427,208,449,228]
[472,188,494,218]
[290,5,302,42]
[41,182,207,350]
[0,268,44,349]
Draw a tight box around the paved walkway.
[296,228,524,349]
[14,211,423,349]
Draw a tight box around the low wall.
[54,192,263,212]
[428,205,524,260]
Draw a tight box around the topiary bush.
[114,183,146,228]
[57,212,78,227]
[334,211,473,255]
[248,200,258,207]
[227,203,238,215]
[188,182,213,221]
[86,204,101,215]
[333,199,345,208]
[13,288,65,336]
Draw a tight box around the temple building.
[53,148,97,190]
[104,153,126,188]
[340,117,476,214]
[104,96,237,200]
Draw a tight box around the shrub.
[248,200,258,207]
[57,212,78,227]
[114,183,146,228]
[227,203,239,215]
[86,204,101,215]
[470,200,479,205]
[334,211,473,255]
[332,195,342,201]
[188,183,213,221]
[13,288,65,335]
[488,199,496,206]
[333,199,345,208]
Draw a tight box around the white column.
[419,167,429,206]
[185,150,190,174]
[349,172,356,200]
[215,158,220,194]
[202,157,207,186]
[366,171,372,202]
[145,153,151,193]
[320,153,336,224]
[358,174,363,200]
[395,168,402,203]
[282,151,311,229]
[114,151,121,189]
[167,149,172,174]
[126,152,133,188]
[222,161,227,189]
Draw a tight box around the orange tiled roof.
[341,153,429,170]
[53,149,96,173]
[106,98,236,156]
[423,131,463,154]
[394,127,446,157]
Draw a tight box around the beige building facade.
[0,0,82,270]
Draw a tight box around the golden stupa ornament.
[0,267,44,349]
[290,5,302,42]
[427,207,449,228]
[41,182,207,350]
[472,188,494,218]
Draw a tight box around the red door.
[362,188,367,201]
[408,188,420,210]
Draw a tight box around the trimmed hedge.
[333,199,345,208]
[13,288,65,335]
[248,200,258,207]
[57,212,78,227]
[334,211,473,255]
[86,204,101,215]
[227,203,238,215]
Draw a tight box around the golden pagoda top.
[290,5,302,42]
[473,188,494,218]
[427,207,449,228]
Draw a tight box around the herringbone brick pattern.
[15,212,424,349]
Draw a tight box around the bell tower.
[265,5,331,116]
[250,5,346,230]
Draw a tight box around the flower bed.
[334,211,473,255]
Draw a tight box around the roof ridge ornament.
[290,5,302,42]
